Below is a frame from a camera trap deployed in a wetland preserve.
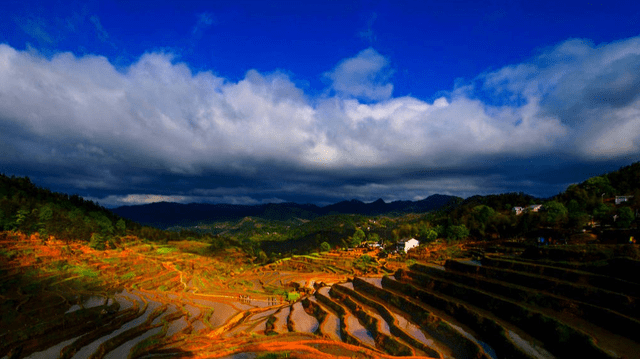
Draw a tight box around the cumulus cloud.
[481,37,640,156]
[324,48,394,101]
[90,193,286,207]
[1,35,640,202]
[0,46,319,176]
[101,194,192,206]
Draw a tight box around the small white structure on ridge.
[397,238,419,253]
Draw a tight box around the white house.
[397,238,420,253]
[615,196,633,205]
[513,205,542,215]
[528,204,543,212]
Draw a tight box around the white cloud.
[111,194,191,205]
[90,193,286,207]
[309,93,565,168]
[480,36,640,159]
[324,48,393,101]
[0,46,319,175]
[1,36,640,197]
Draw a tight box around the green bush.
[286,291,300,301]
[73,266,98,278]
[446,225,469,241]
[406,259,416,267]
[89,233,106,250]
[156,247,177,254]
[121,272,136,280]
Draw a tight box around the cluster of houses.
[512,204,543,215]
[615,195,634,205]
[513,195,635,216]
[356,237,420,254]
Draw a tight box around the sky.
[1,0,640,208]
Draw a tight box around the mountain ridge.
[111,194,460,228]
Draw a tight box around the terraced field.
[308,246,640,359]
[2,232,639,358]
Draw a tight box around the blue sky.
[1,0,640,207]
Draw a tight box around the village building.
[513,205,542,215]
[528,204,543,212]
[615,196,634,205]
[397,238,419,253]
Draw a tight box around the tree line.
[2,161,638,259]
[0,174,221,249]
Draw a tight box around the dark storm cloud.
[1,35,640,206]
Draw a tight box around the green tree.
[566,199,582,214]
[350,229,366,247]
[89,233,106,250]
[544,201,568,227]
[568,212,590,230]
[38,204,53,223]
[585,176,615,197]
[468,205,496,238]
[446,225,469,241]
[425,229,438,243]
[255,250,268,263]
[564,185,589,207]
[38,204,54,238]
[12,208,31,231]
[116,219,126,235]
[90,212,114,237]
[0,208,5,231]
[398,224,415,238]
[354,254,374,272]
[616,207,634,228]
[320,241,331,252]
[593,203,613,224]
[473,205,495,223]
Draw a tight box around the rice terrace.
[1,163,640,359]
[5,1,640,357]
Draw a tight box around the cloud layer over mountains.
[1,35,639,206]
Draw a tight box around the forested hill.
[553,161,640,228]
[0,174,122,239]
[0,174,213,246]
[2,161,638,246]
[431,162,640,240]
[111,194,460,228]
[113,158,640,232]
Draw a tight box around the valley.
[2,164,640,358]
[1,231,638,358]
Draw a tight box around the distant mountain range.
[111,194,460,228]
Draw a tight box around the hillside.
[0,174,217,247]
[111,194,460,229]
[426,162,640,242]
[1,165,640,358]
